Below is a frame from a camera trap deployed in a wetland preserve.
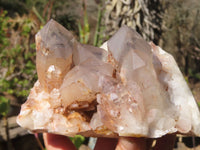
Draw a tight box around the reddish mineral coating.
[17,20,200,138]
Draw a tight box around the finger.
[153,134,176,150]
[94,137,118,150]
[115,137,147,150]
[43,133,77,150]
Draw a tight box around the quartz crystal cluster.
[17,19,200,138]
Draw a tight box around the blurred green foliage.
[78,5,90,44]
[93,6,104,47]
[70,135,85,149]
[0,11,11,117]
[0,0,79,32]
[0,11,9,48]
[0,10,39,113]
[78,2,104,47]
[0,96,10,116]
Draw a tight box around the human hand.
[43,133,176,150]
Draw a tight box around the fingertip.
[43,133,77,150]
[94,137,118,150]
[153,134,176,150]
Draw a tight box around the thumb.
[115,137,146,150]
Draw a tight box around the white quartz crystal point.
[73,44,108,65]
[150,42,200,136]
[107,25,152,67]
[36,19,76,91]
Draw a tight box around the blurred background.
[0,0,200,149]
